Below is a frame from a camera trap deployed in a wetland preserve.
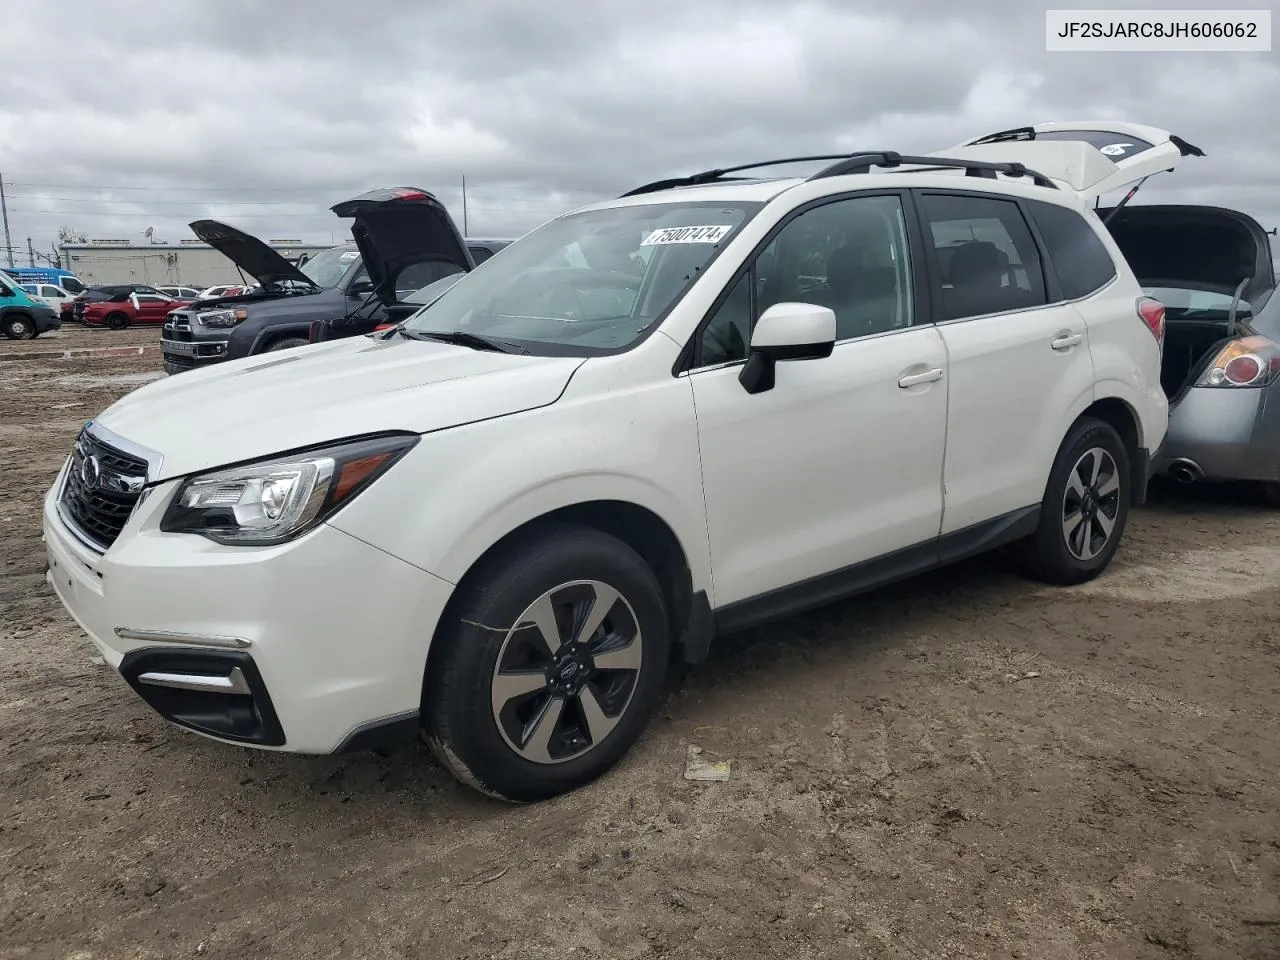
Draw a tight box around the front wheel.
[1015,417,1131,585]
[266,337,308,352]
[105,312,130,330]
[423,525,670,802]
[4,314,36,340]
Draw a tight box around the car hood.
[93,336,585,480]
[188,219,317,288]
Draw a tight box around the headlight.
[160,434,418,545]
[196,308,248,328]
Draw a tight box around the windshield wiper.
[397,328,526,354]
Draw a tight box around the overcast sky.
[1,0,1276,264]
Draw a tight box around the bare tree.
[57,225,88,245]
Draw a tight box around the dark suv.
[161,188,512,374]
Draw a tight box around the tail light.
[1195,335,1280,388]
[1136,297,1165,348]
[374,323,395,332]
[307,319,326,343]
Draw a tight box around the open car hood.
[188,219,316,288]
[330,187,473,308]
[936,121,1205,202]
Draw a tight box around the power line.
[6,192,596,207]
[5,179,606,199]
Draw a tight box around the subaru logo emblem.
[80,454,102,490]
[558,661,580,681]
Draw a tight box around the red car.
[82,291,193,329]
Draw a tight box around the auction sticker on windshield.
[641,225,733,245]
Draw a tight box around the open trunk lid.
[330,187,473,308]
[187,219,317,288]
[936,121,1204,202]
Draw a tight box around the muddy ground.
[2,328,1279,960]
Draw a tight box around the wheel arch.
[425,499,715,697]
[1077,394,1146,503]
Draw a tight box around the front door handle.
[898,367,944,388]
[1051,332,1084,351]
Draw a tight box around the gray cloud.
[1,0,1276,262]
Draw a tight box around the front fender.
[327,375,714,602]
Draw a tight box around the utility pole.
[461,174,469,236]
[27,237,35,266]
[0,173,13,268]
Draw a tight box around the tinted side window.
[468,246,494,264]
[696,194,915,365]
[1026,199,1117,300]
[921,194,1047,321]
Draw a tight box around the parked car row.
[40,121,1280,806]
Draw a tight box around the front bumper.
[43,466,455,753]
[160,334,231,374]
[1154,385,1280,483]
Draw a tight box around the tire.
[1261,482,1280,508]
[1015,417,1131,585]
[4,313,36,340]
[266,337,308,352]
[423,524,670,802]
[105,312,130,330]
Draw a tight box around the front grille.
[58,428,149,551]
[163,312,194,342]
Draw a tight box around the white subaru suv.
[44,122,1179,802]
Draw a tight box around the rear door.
[939,122,1204,203]
[917,190,1098,534]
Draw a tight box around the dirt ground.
[2,329,1279,960]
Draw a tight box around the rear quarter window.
[1027,200,1118,301]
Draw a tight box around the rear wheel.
[1016,417,1131,585]
[266,337,308,352]
[105,312,130,330]
[3,313,35,340]
[423,525,669,802]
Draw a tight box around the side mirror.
[349,278,375,297]
[739,302,836,394]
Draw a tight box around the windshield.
[1145,285,1252,320]
[297,246,360,289]
[402,200,762,353]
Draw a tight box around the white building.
[59,239,338,287]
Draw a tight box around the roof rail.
[619,154,876,197]
[808,152,1060,189]
[620,149,1061,199]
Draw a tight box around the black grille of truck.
[58,428,149,551]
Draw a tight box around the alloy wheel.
[490,579,644,765]
[1061,446,1121,562]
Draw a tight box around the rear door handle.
[1051,332,1084,351]
[898,367,944,388]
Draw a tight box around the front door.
[134,294,179,324]
[687,192,949,608]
